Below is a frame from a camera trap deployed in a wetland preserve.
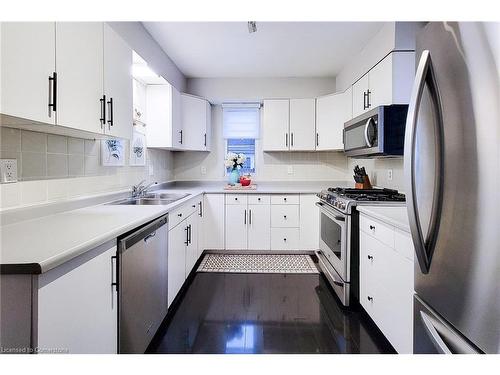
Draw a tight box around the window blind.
[222,103,260,139]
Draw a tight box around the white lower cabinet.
[168,199,202,307]
[359,212,414,353]
[271,228,300,250]
[37,244,117,353]
[222,193,318,251]
[225,203,248,250]
[202,194,225,250]
[248,204,271,250]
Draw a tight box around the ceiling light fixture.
[248,21,257,34]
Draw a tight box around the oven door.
[316,202,349,281]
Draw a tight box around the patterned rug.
[197,254,319,274]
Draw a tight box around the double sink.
[109,192,190,206]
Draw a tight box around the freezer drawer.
[413,295,482,354]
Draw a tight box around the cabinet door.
[1,22,56,124]
[352,74,369,118]
[103,23,132,140]
[299,194,320,250]
[181,94,208,151]
[56,22,103,134]
[315,88,352,151]
[171,86,184,149]
[289,98,315,151]
[225,204,248,250]
[262,99,289,151]
[203,194,225,250]
[368,54,393,109]
[38,245,117,353]
[185,214,199,277]
[168,223,187,307]
[248,204,271,250]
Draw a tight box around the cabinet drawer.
[248,195,270,205]
[271,228,300,250]
[394,228,414,261]
[360,214,395,248]
[271,205,299,228]
[169,200,198,230]
[225,194,248,205]
[271,195,299,205]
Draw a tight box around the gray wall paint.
[186,77,336,104]
[107,22,187,92]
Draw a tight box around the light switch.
[287,165,294,175]
[200,166,207,175]
[0,159,18,183]
[387,169,393,181]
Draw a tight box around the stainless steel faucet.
[132,180,158,198]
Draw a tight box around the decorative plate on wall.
[101,139,125,167]
[130,130,146,166]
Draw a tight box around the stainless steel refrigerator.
[404,22,500,354]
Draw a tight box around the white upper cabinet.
[262,99,290,151]
[1,22,56,124]
[103,23,133,140]
[181,94,212,151]
[316,87,352,151]
[146,84,183,149]
[352,51,415,119]
[352,74,370,118]
[289,99,316,151]
[56,22,104,134]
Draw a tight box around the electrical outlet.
[200,166,207,175]
[287,165,294,175]
[387,169,393,181]
[0,159,18,183]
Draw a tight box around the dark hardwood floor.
[147,272,395,354]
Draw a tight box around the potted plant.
[225,152,246,185]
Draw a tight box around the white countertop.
[1,180,341,274]
[356,205,410,233]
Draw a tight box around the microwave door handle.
[404,50,445,274]
[364,118,373,147]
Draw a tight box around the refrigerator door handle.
[420,311,481,354]
[404,50,445,274]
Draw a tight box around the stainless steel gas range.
[315,187,405,307]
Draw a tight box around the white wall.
[107,22,187,92]
[173,105,349,182]
[336,22,424,92]
[187,77,336,104]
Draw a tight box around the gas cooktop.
[317,187,406,214]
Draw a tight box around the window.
[223,103,260,175]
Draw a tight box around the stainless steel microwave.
[343,105,408,158]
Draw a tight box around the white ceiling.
[142,22,387,78]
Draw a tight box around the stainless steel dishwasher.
[117,214,168,353]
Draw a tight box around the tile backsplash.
[0,127,174,209]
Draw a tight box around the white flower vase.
[228,169,240,185]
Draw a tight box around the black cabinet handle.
[48,72,57,115]
[244,209,247,225]
[291,132,294,147]
[363,91,368,110]
[369,225,375,230]
[184,225,189,245]
[111,255,118,291]
[316,133,319,147]
[188,225,192,244]
[178,213,182,217]
[249,209,252,225]
[367,255,373,260]
[366,89,371,108]
[283,215,287,219]
[204,133,207,147]
[367,296,373,302]
[285,133,288,147]
[107,97,114,129]
[179,130,183,144]
[100,95,106,128]
[199,201,203,217]
[283,238,287,242]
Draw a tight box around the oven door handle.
[315,202,346,221]
[316,251,345,287]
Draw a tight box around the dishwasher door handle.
[144,231,156,243]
